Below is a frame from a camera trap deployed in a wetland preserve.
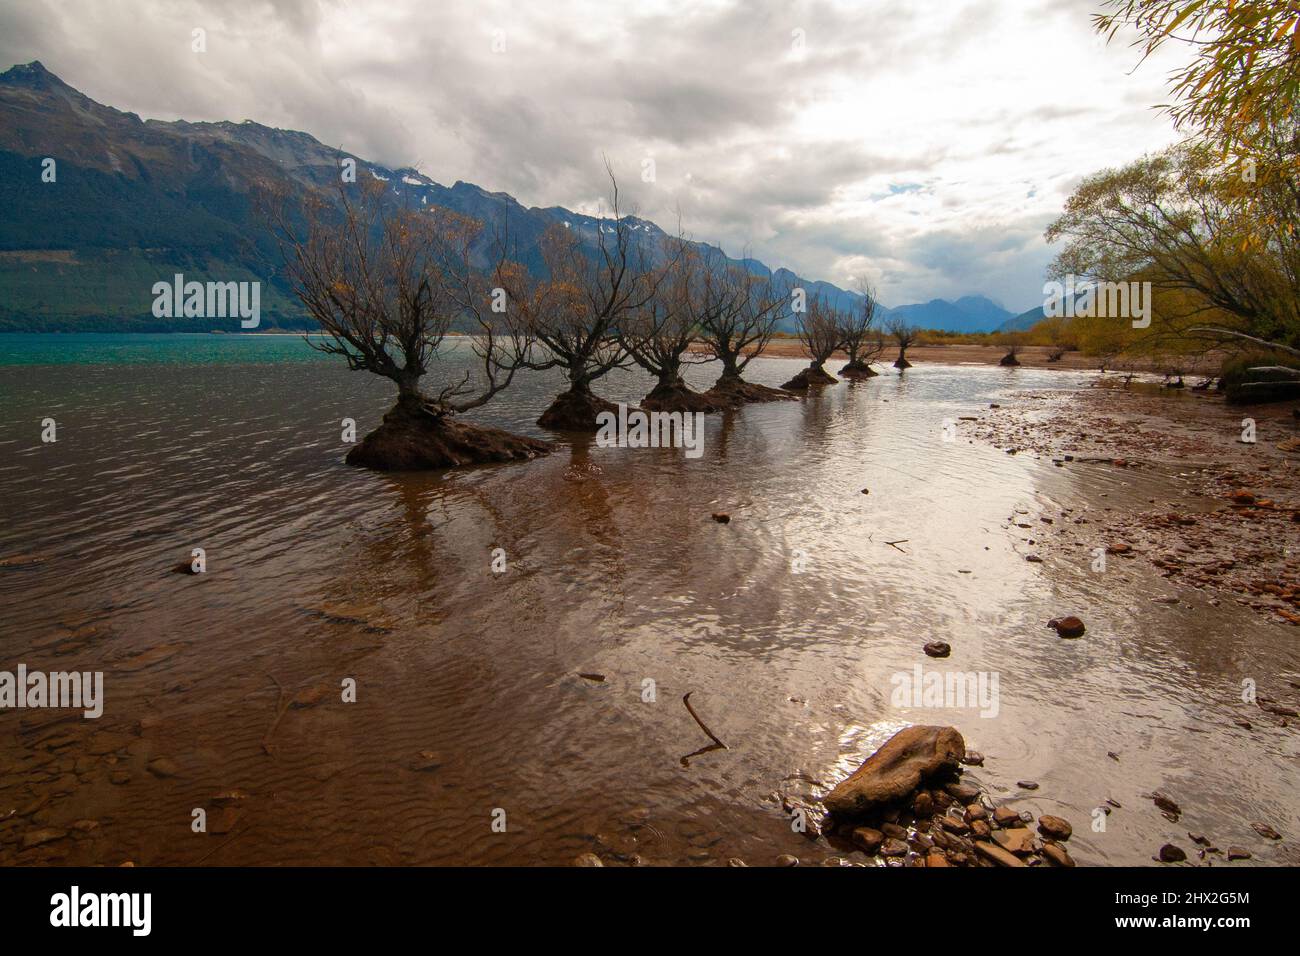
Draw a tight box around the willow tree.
[781,293,846,391]
[1045,141,1300,361]
[888,319,919,369]
[495,171,662,431]
[619,240,723,412]
[838,280,885,378]
[279,179,547,470]
[696,258,794,405]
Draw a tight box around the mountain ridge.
[0,61,1018,334]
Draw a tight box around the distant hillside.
[0,60,1017,335]
[998,305,1047,333]
[885,295,1012,334]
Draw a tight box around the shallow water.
[0,335,1296,866]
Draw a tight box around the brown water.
[1,340,1297,866]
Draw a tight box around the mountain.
[0,61,1006,334]
[885,295,1012,334]
[998,305,1047,333]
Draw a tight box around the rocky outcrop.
[346,398,551,471]
[823,725,965,816]
[537,388,621,432]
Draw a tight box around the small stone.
[925,850,949,867]
[211,789,251,806]
[1042,842,1075,867]
[209,807,241,835]
[726,858,748,867]
[945,781,980,802]
[573,853,603,867]
[1048,616,1086,638]
[146,757,179,778]
[711,513,730,524]
[994,827,1036,854]
[1158,844,1186,863]
[1038,815,1072,841]
[912,792,934,816]
[850,827,883,853]
[975,841,1025,867]
[993,807,1022,827]
[923,641,951,658]
[776,854,799,867]
[880,839,909,858]
[960,751,985,766]
[1016,780,1039,791]
[109,770,130,785]
[969,820,992,840]
[1251,822,1282,840]
[21,828,67,850]
[1226,847,1251,861]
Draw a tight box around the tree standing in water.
[278,178,547,470]
[781,293,847,391]
[888,318,919,369]
[697,258,794,406]
[620,240,724,413]
[496,167,664,431]
[838,280,885,378]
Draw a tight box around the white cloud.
[0,0,1187,311]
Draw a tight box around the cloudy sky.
[1,0,1186,312]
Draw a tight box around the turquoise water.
[0,332,332,366]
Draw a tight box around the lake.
[0,333,1295,865]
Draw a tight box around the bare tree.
[275,178,547,470]
[997,332,1024,367]
[888,318,919,369]
[697,256,795,405]
[495,166,662,431]
[618,239,723,412]
[782,292,846,391]
[839,279,884,378]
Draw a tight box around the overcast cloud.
[0,0,1186,312]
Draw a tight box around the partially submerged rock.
[823,725,965,816]
[1048,616,1086,638]
[348,398,551,470]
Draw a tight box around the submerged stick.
[261,673,290,756]
[680,692,728,767]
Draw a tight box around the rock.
[1042,842,1075,867]
[289,686,326,709]
[912,792,934,817]
[925,850,950,867]
[970,820,992,840]
[945,781,980,802]
[850,827,884,853]
[939,815,970,835]
[993,827,1036,854]
[109,770,130,785]
[146,757,179,778]
[577,673,606,683]
[350,395,553,469]
[1106,542,1133,555]
[965,804,988,822]
[21,828,67,850]
[960,751,985,767]
[640,379,726,414]
[1016,780,1040,791]
[711,513,731,524]
[572,853,604,867]
[1151,792,1181,817]
[1226,847,1251,860]
[1251,822,1282,840]
[1037,815,1072,841]
[209,807,241,835]
[409,752,442,772]
[879,839,909,858]
[211,789,250,806]
[1048,616,1086,638]
[776,854,800,867]
[993,806,1022,827]
[1229,490,1256,505]
[923,641,951,658]
[824,726,965,817]
[975,841,1025,867]
[1158,844,1186,863]
[726,858,748,867]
